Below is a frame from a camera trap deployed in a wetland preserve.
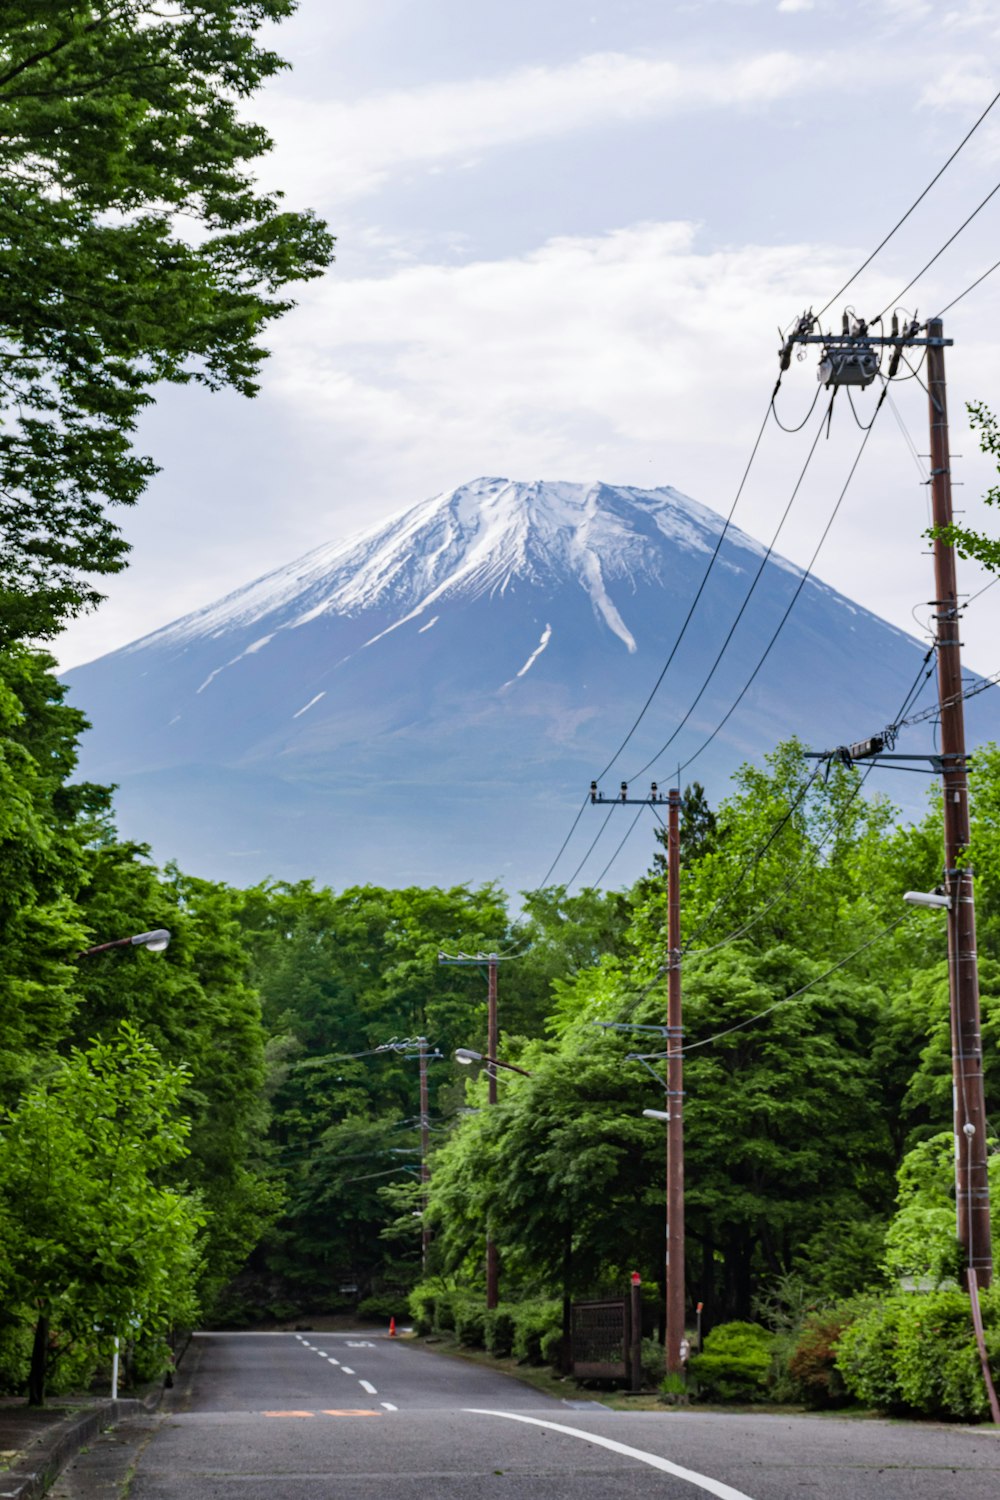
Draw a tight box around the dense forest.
[0,1,997,1418]
[1,630,997,1406]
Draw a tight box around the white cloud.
[259,47,825,201]
[258,218,1000,676]
[777,0,814,12]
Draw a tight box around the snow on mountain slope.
[62,477,985,894]
[126,477,792,655]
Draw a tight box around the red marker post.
[630,1272,642,1392]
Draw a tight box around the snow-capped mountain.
[62,478,990,892]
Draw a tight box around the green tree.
[72,858,279,1313]
[0,2,334,640]
[0,646,99,1102]
[929,401,1000,573]
[0,1022,203,1404]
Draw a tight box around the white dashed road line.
[359,1380,377,1395]
[381,1402,398,1412]
[464,1411,757,1500]
[341,1366,355,1375]
[327,1357,340,1365]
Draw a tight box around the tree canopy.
[0,2,334,640]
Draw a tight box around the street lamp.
[903,890,952,910]
[454,1047,532,1077]
[642,1109,671,1122]
[78,928,172,958]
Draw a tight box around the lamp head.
[454,1047,483,1065]
[131,928,171,953]
[902,890,951,910]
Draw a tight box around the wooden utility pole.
[925,318,993,1288]
[437,950,506,1308]
[485,955,500,1308]
[419,1037,431,1271]
[665,786,686,1372]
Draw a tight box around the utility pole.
[665,785,686,1373]
[589,780,685,1369]
[778,310,992,1287]
[485,954,499,1307]
[419,1036,431,1271]
[438,950,507,1308]
[375,1036,441,1273]
[925,318,993,1288]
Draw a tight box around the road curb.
[0,1391,163,1500]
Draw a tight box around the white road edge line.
[380,1402,398,1412]
[463,1411,757,1500]
[359,1380,378,1395]
[341,1366,355,1375]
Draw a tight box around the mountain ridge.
[62,477,976,893]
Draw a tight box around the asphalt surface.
[49,1330,1000,1500]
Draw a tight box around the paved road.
[52,1330,1000,1500]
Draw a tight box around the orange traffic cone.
[388,1317,397,1338]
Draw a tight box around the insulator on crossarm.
[590,780,598,803]
[650,781,658,801]
[620,781,628,802]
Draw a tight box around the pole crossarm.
[589,780,669,805]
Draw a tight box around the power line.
[670,391,887,780]
[682,644,937,957]
[681,761,826,950]
[815,85,1000,320]
[900,664,1000,726]
[593,393,778,782]
[936,253,1000,319]
[877,176,1000,320]
[592,802,646,887]
[678,913,912,1054]
[565,798,616,890]
[527,390,778,896]
[626,395,833,783]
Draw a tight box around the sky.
[57,0,1000,682]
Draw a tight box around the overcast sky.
[57,0,1000,679]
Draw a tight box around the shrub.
[640,1337,665,1388]
[484,1306,516,1358]
[408,1284,438,1336]
[786,1308,858,1408]
[834,1298,906,1411]
[433,1291,458,1333]
[689,1321,773,1403]
[540,1325,565,1368]
[835,1289,1000,1421]
[512,1300,561,1365]
[357,1293,408,1324]
[454,1302,487,1349]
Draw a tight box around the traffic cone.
[388,1317,397,1338]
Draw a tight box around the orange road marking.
[263,1410,316,1418]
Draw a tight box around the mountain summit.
[133,477,776,661]
[63,478,978,892]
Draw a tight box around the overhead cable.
[626,395,833,783]
[935,253,1000,318]
[593,393,777,782]
[592,802,646,887]
[876,176,1000,320]
[814,85,1000,320]
[683,642,936,957]
[669,391,887,780]
[565,798,616,891]
[677,913,912,1053]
